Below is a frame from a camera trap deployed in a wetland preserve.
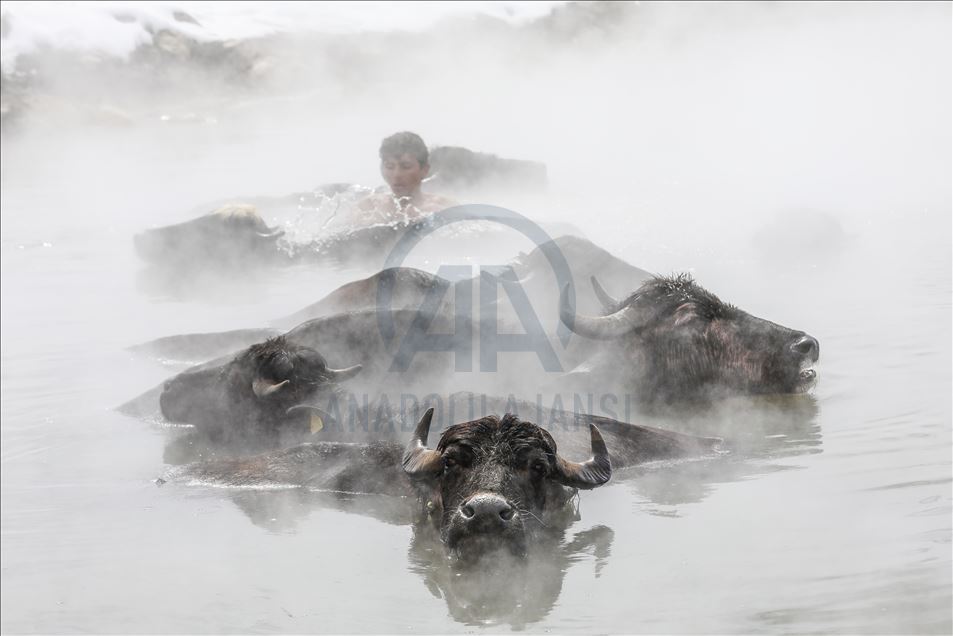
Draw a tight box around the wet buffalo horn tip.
[325,364,362,382]
[554,423,612,489]
[402,408,443,479]
[590,276,620,311]
[252,378,290,398]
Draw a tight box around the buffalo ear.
[402,408,444,480]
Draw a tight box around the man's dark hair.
[379,131,429,166]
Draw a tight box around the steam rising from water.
[3,2,949,265]
[1,2,950,633]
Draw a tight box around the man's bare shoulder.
[356,193,392,211]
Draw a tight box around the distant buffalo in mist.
[133,203,287,269]
[132,146,548,273]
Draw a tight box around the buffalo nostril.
[791,335,819,360]
[460,494,516,524]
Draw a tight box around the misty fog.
[1,2,950,633]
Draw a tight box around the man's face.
[381,153,429,197]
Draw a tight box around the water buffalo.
[560,273,820,403]
[133,188,414,273]
[141,309,456,443]
[127,233,820,446]
[186,408,720,563]
[130,236,819,430]
[160,336,361,442]
[134,203,286,269]
[426,146,547,195]
[402,410,609,562]
[274,266,452,329]
[272,235,651,329]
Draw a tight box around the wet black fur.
[598,274,817,402]
[425,415,577,559]
[160,336,345,440]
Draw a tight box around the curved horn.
[284,404,334,420]
[285,404,334,433]
[252,378,289,398]
[324,364,363,383]
[554,424,612,489]
[590,276,620,311]
[560,284,641,340]
[402,408,444,479]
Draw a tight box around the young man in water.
[350,131,457,226]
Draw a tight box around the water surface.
[1,3,950,633]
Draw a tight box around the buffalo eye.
[441,447,471,474]
[268,354,295,380]
[298,350,328,374]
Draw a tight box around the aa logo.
[377,205,577,373]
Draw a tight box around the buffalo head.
[560,274,820,402]
[160,336,361,440]
[134,204,285,268]
[402,409,610,563]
